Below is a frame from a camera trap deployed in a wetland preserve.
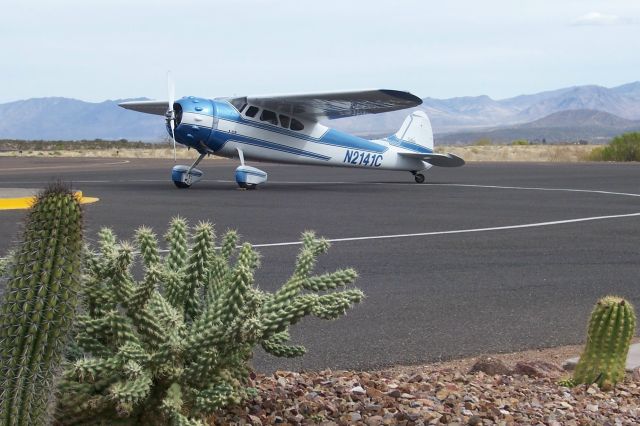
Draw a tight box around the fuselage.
[170,96,433,172]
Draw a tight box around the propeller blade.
[167,72,177,162]
[167,71,175,111]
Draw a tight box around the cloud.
[572,12,633,26]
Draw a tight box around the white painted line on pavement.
[246,212,640,248]
[0,160,130,172]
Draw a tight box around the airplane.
[119,81,464,189]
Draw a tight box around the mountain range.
[1,82,639,143]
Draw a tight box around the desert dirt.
[0,145,598,162]
[437,145,595,162]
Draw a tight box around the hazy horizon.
[1,0,639,103]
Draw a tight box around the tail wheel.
[414,173,425,184]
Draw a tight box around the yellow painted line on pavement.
[0,191,99,210]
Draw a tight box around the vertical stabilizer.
[392,110,434,152]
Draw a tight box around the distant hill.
[0,97,165,141]
[436,109,640,144]
[1,81,640,142]
[331,81,640,136]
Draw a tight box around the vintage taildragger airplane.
[119,79,464,189]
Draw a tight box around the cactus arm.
[164,217,188,272]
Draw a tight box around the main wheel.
[414,173,425,184]
[174,181,191,189]
[238,182,257,190]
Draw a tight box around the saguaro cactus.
[0,184,83,426]
[573,296,636,389]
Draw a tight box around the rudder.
[394,110,433,152]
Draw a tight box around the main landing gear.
[234,148,267,190]
[173,148,269,190]
[172,151,207,188]
[411,171,426,184]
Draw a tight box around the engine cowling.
[169,97,216,151]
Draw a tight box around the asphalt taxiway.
[0,157,638,372]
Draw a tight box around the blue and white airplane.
[120,83,464,189]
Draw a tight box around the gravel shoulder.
[214,340,640,425]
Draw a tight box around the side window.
[279,114,290,129]
[245,106,259,118]
[260,109,278,126]
[290,118,304,131]
[238,103,247,113]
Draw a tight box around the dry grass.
[0,148,197,159]
[438,145,596,162]
[1,144,599,162]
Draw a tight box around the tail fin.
[393,110,433,152]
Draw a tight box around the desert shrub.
[55,219,363,425]
[589,132,640,161]
[511,139,529,146]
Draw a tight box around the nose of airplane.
[168,97,214,149]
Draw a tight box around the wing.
[398,152,465,167]
[119,100,169,116]
[233,89,422,121]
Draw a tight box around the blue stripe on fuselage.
[210,130,330,161]
[386,135,432,154]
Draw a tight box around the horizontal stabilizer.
[398,152,465,167]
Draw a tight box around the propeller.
[166,72,177,162]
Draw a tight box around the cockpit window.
[290,118,304,131]
[260,109,278,126]
[238,103,247,113]
[279,114,290,129]
[245,106,259,118]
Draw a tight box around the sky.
[1,0,639,103]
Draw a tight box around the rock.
[366,415,384,426]
[408,373,424,383]
[467,415,482,425]
[386,389,402,398]
[435,388,449,400]
[513,361,564,378]
[248,414,263,426]
[367,387,385,399]
[469,357,511,376]
[350,412,362,422]
[351,385,366,395]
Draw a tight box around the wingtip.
[379,89,423,106]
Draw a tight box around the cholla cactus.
[56,218,363,424]
[573,296,636,389]
[0,184,83,426]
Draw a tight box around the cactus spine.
[573,296,636,389]
[0,184,83,426]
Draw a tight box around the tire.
[238,182,257,190]
[414,173,425,184]
[174,181,191,189]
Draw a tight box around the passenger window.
[245,106,259,118]
[260,109,278,126]
[279,114,290,129]
[290,118,304,131]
